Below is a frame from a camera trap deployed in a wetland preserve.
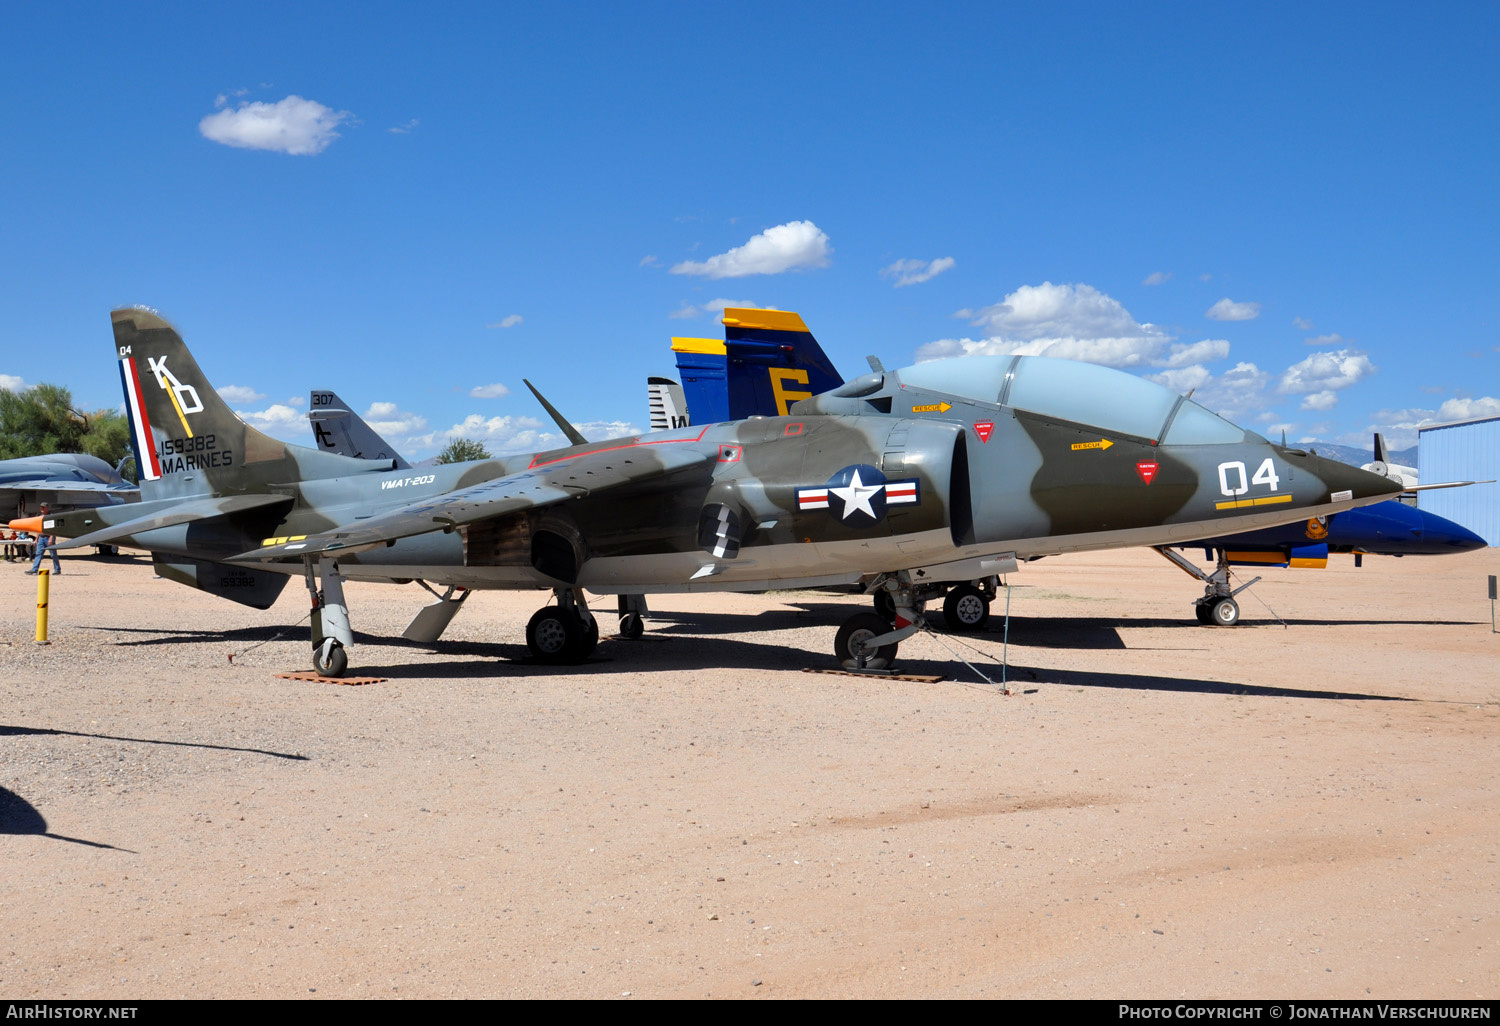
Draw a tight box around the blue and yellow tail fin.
[671,309,844,424]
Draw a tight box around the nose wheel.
[835,613,900,671]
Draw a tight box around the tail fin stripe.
[120,357,163,481]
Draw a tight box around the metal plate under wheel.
[802,667,947,683]
[276,671,388,686]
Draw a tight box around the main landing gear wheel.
[618,611,644,640]
[834,612,899,671]
[314,639,348,678]
[526,606,594,664]
[942,584,991,632]
[1208,596,1240,626]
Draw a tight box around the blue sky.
[2,2,1495,456]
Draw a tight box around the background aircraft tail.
[308,389,411,468]
[671,308,844,423]
[647,376,689,431]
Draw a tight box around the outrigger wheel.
[834,612,899,671]
[618,612,645,640]
[526,605,598,664]
[942,584,991,632]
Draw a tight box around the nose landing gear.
[838,572,928,670]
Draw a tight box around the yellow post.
[35,568,50,645]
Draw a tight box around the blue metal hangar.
[1419,414,1500,546]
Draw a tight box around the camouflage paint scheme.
[19,309,1401,669]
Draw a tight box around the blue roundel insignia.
[795,464,920,527]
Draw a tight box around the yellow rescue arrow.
[912,401,952,413]
[1070,438,1114,451]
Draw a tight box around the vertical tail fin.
[1372,432,1390,465]
[671,309,845,423]
[308,389,410,468]
[113,307,370,500]
[647,376,690,431]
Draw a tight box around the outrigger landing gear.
[616,594,648,640]
[304,557,353,677]
[1154,546,1258,627]
[525,588,599,664]
[837,572,927,670]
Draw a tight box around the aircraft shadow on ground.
[0,723,308,761]
[0,786,134,851]
[77,616,1412,700]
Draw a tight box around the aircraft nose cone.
[1303,451,1405,504]
[1414,508,1488,553]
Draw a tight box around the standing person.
[27,505,61,575]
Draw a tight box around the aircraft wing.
[235,442,716,562]
[1,477,128,493]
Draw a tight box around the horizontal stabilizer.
[153,556,289,609]
[53,493,293,549]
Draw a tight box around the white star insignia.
[829,467,882,520]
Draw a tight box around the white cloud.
[199,95,353,155]
[1142,271,1172,286]
[1159,339,1230,368]
[1437,396,1500,422]
[1304,332,1347,346]
[1206,298,1262,321]
[1278,349,1377,397]
[486,315,523,329]
[237,403,304,430]
[1,374,26,392]
[388,119,419,134]
[670,298,765,320]
[470,383,511,399]
[1148,361,1272,420]
[1300,390,1338,411]
[880,257,955,287]
[639,255,659,267]
[1293,317,1314,331]
[916,282,1174,368]
[670,220,831,279]
[362,402,429,440]
[217,385,266,403]
[1149,365,1213,394]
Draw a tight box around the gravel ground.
[2,545,1497,999]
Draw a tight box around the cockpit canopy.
[894,355,1248,445]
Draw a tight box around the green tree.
[436,437,491,464]
[0,383,131,467]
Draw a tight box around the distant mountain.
[1296,442,1418,469]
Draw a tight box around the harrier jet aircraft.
[14,308,1399,677]
[672,309,1485,628]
